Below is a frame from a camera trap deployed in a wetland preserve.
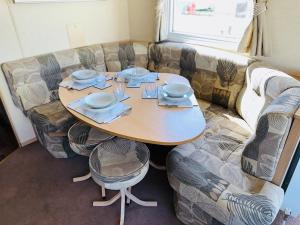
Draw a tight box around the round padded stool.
[89,138,157,225]
[68,122,114,198]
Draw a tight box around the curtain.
[239,0,271,56]
[154,0,168,42]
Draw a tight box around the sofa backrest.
[1,44,106,113]
[237,62,300,181]
[102,41,149,72]
[148,42,253,109]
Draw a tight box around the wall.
[127,0,156,41]
[0,0,130,145]
[264,0,300,73]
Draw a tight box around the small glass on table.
[144,83,158,98]
[113,78,126,102]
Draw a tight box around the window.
[167,0,253,50]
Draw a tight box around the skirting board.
[21,137,37,147]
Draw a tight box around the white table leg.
[73,172,91,182]
[125,189,157,207]
[120,189,125,225]
[93,192,121,207]
[126,187,131,204]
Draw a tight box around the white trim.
[166,0,252,51]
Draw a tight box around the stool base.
[93,188,157,225]
[73,172,106,199]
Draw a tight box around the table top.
[59,73,206,146]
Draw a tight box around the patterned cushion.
[167,99,284,225]
[1,44,106,113]
[148,42,253,109]
[242,87,300,181]
[102,41,149,72]
[236,62,300,130]
[28,101,76,158]
[28,101,75,134]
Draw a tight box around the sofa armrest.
[217,182,283,225]
[242,87,300,181]
[272,106,300,186]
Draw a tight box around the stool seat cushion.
[89,138,150,184]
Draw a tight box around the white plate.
[161,92,191,103]
[162,83,193,98]
[121,67,149,79]
[71,70,97,80]
[72,77,98,84]
[84,93,116,109]
[82,101,118,113]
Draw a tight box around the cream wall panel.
[0,0,130,145]
[127,0,156,41]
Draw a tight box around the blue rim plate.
[84,93,117,109]
[71,70,97,80]
[161,91,193,103]
[162,83,193,98]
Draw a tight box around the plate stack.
[71,69,102,84]
[118,67,149,81]
[83,93,118,113]
[161,83,194,103]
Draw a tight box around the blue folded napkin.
[68,98,131,124]
[59,75,110,90]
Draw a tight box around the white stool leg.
[73,172,91,182]
[93,192,121,207]
[120,189,126,225]
[126,187,131,205]
[125,189,157,207]
[101,186,106,199]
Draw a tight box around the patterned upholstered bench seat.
[1,41,149,158]
[167,99,283,225]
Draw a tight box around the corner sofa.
[2,41,300,225]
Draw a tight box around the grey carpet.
[0,142,180,225]
[0,142,297,225]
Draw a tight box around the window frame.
[166,0,252,51]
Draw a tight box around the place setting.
[68,81,132,124]
[142,81,198,108]
[59,69,113,91]
[116,66,159,88]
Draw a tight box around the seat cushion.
[168,99,262,191]
[148,42,253,109]
[28,101,75,134]
[1,44,106,113]
[102,41,149,72]
[167,100,283,225]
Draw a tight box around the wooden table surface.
[59,73,206,146]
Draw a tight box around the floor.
[0,142,299,225]
[0,100,18,161]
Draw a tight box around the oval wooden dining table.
[59,73,206,146]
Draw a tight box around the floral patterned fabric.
[102,41,149,72]
[148,42,253,109]
[1,44,106,158]
[236,62,300,181]
[1,44,106,113]
[28,101,76,158]
[241,87,300,181]
[167,99,284,225]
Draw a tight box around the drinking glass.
[145,83,157,98]
[113,80,126,101]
